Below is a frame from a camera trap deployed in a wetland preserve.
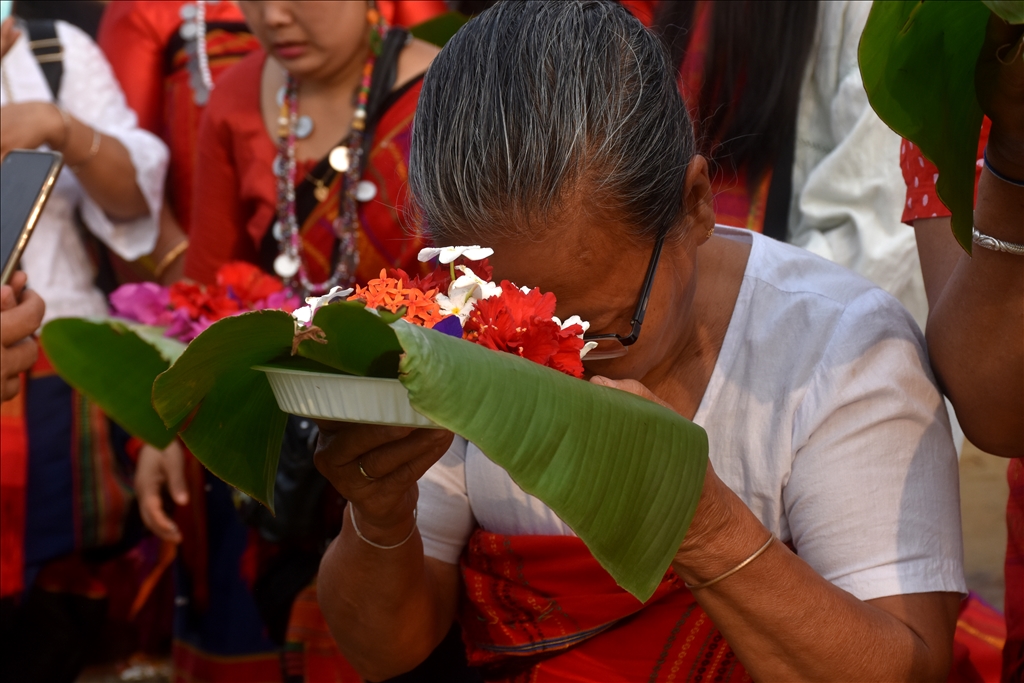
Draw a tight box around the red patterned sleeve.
[900,117,991,225]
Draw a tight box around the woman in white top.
[0,16,167,323]
[0,14,166,681]
[311,3,964,681]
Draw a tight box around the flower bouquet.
[41,248,708,602]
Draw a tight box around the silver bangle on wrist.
[973,228,1024,256]
[348,504,418,550]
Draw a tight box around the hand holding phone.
[1,149,63,285]
[1,271,44,401]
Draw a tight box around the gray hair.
[409,0,695,243]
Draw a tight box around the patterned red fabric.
[949,593,1008,683]
[899,118,991,225]
[172,641,282,683]
[459,530,751,682]
[282,583,361,683]
[185,48,432,287]
[0,379,28,597]
[1005,459,1024,683]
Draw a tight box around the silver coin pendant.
[329,146,350,173]
[356,180,377,202]
[274,253,301,278]
[295,115,314,140]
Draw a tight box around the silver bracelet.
[348,504,418,550]
[973,228,1024,256]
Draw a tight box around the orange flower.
[349,269,445,328]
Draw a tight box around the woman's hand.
[135,440,189,543]
[976,13,1024,179]
[1,272,44,402]
[0,102,64,160]
[313,421,454,545]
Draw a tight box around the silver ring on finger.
[358,459,377,481]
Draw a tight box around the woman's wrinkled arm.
[313,422,460,681]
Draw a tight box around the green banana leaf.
[151,304,407,507]
[150,301,708,600]
[859,0,992,252]
[40,318,186,448]
[394,322,708,602]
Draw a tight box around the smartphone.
[1,150,63,285]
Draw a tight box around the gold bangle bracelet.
[684,533,776,591]
[152,239,190,280]
[71,128,101,169]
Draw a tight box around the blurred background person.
[656,0,928,327]
[0,4,168,681]
[125,1,464,680]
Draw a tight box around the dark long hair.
[656,1,819,184]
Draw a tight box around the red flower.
[169,282,242,322]
[216,261,283,307]
[463,281,585,377]
[389,257,494,295]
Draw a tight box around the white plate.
[254,365,440,428]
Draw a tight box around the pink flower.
[109,283,175,327]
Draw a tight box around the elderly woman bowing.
[312,2,965,681]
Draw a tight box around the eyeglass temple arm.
[620,227,670,345]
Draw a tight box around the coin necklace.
[179,0,217,105]
[272,31,380,295]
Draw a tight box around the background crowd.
[0,1,1020,682]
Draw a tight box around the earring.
[706,226,715,239]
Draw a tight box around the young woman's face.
[238,1,370,81]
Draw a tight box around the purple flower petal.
[433,315,463,338]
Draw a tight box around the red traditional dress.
[900,119,1020,683]
[182,40,433,680]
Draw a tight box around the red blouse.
[186,48,430,287]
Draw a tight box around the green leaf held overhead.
[859,0,992,252]
[40,318,185,448]
[393,322,709,602]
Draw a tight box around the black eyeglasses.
[582,225,670,360]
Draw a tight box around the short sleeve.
[418,437,475,565]
[900,117,990,225]
[786,289,966,601]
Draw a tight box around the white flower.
[417,245,494,264]
[292,306,314,326]
[291,286,353,327]
[552,315,591,334]
[553,315,598,359]
[436,292,478,324]
[452,266,501,301]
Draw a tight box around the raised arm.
[313,422,460,681]
[914,16,1024,457]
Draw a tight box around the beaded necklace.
[272,28,381,295]
[179,0,216,105]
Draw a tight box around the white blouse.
[0,20,167,324]
[418,228,966,604]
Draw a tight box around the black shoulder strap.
[24,19,64,100]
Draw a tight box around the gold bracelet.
[152,239,190,279]
[53,104,72,152]
[72,128,101,169]
[684,533,776,591]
